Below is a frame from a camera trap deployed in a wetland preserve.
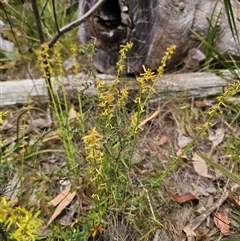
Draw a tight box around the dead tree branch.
[47,0,107,48]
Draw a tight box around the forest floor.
[1,81,240,241]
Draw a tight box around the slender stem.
[30,0,45,44]
[30,0,54,102]
[52,0,60,34]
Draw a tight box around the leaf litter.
[192,153,215,179]
[1,98,240,240]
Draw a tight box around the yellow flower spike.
[128,112,138,133]
[82,127,103,145]
[68,43,80,73]
[141,65,156,81]
[70,43,78,56]
[118,85,129,107]
[95,165,103,176]
[35,43,53,79]
[53,43,64,76]
[158,44,176,76]
[83,127,104,186]
[90,176,98,182]
[117,41,133,76]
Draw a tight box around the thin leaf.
[189,28,229,66]
[189,28,240,79]
[205,3,222,69]
[198,153,240,185]
[223,0,240,45]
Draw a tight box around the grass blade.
[223,0,240,45]
[198,153,240,185]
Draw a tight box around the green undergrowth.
[0,42,179,240]
[1,39,240,239]
[1,1,240,240]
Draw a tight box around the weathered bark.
[0,71,237,107]
[78,0,240,74]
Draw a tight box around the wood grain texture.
[0,71,236,107]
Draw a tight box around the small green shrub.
[0,196,43,241]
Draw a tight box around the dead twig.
[47,0,107,48]
[183,190,229,241]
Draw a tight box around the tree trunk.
[78,0,240,74]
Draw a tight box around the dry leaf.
[138,106,161,128]
[183,191,228,239]
[192,153,214,179]
[176,148,188,160]
[231,183,240,192]
[68,106,77,121]
[5,173,20,200]
[213,212,230,236]
[177,135,192,148]
[194,229,207,240]
[183,223,196,241]
[208,128,225,147]
[47,189,76,227]
[43,129,60,145]
[28,118,51,129]
[59,202,79,226]
[227,190,240,208]
[152,229,161,241]
[191,183,216,197]
[194,101,207,108]
[164,187,198,204]
[48,187,71,207]
[158,135,168,146]
[2,120,14,130]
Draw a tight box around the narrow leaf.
[198,153,240,185]
[223,0,240,44]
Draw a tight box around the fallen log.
[0,71,237,107]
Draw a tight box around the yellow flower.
[90,224,104,237]
[118,85,129,107]
[70,43,78,56]
[0,197,17,223]
[82,127,103,150]
[158,44,176,75]
[35,43,53,79]
[117,42,133,76]
[53,43,64,76]
[86,149,104,163]
[91,194,100,200]
[0,197,43,241]
[82,127,104,183]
